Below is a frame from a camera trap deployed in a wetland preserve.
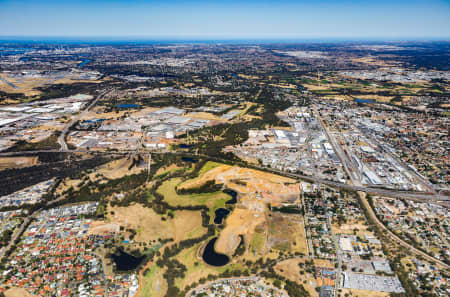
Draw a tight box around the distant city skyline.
[1,0,449,40]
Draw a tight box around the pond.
[214,208,230,224]
[111,249,145,271]
[202,237,230,266]
[224,189,237,204]
[181,157,198,163]
[78,59,90,67]
[179,144,193,149]
[354,98,375,104]
[117,103,139,109]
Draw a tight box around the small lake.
[117,103,139,108]
[179,144,193,149]
[111,249,145,271]
[181,157,198,163]
[214,208,230,224]
[78,59,90,67]
[202,237,230,266]
[354,98,375,104]
[224,189,237,204]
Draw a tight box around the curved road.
[357,191,450,270]
[57,89,111,151]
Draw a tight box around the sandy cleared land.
[274,259,318,297]
[313,259,334,269]
[341,288,390,297]
[332,220,374,237]
[96,157,144,180]
[88,221,120,235]
[108,204,206,243]
[0,156,38,170]
[180,165,299,204]
[4,287,33,297]
[180,164,301,256]
[185,111,224,121]
[217,207,265,255]
[271,214,307,254]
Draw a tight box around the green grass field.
[141,264,167,297]
[250,231,266,255]
[198,161,222,176]
[157,177,230,207]
[157,177,230,224]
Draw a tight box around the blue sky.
[0,0,449,40]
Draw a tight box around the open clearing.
[340,288,390,297]
[157,177,230,208]
[96,157,145,180]
[186,111,224,121]
[268,213,307,254]
[274,259,318,297]
[0,156,38,170]
[332,219,374,237]
[88,221,120,235]
[107,204,206,243]
[139,265,167,297]
[4,287,33,297]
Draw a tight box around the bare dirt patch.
[155,164,182,176]
[268,213,307,254]
[4,287,33,297]
[88,221,120,235]
[0,156,38,170]
[341,288,390,297]
[313,259,334,269]
[215,207,265,255]
[332,219,374,237]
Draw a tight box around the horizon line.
[1,36,450,43]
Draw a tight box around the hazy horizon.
[1,0,449,40]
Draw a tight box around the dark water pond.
[355,98,375,104]
[181,157,198,163]
[111,249,145,271]
[117,103,139,108]
[179,144,193,149]
[224,189,237,204]
[78,59,90,67]
[214,208,230,224]
[202,237,229,266]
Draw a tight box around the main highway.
[313,107,450,270]
[0,148,448,202]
